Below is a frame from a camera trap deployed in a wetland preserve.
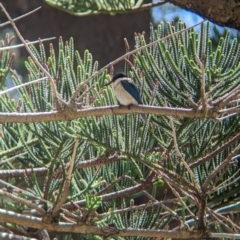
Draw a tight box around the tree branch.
[165,0,240,30]
[0,105,217,124]
[0,153,121,178]
[0,208,207,238]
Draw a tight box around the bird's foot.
[118,104,124,109]
[118,103,133,110]
[127,104,132,110]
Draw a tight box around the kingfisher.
[104,72,143,106]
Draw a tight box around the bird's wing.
[121,79,143,104]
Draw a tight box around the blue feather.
[121,80,143,104]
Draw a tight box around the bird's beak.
[103,80,113,87]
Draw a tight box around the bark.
[167,0,240,30]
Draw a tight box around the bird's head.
[104,72,127,86]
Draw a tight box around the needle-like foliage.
[44,0,145,16]
[0,20,240,239]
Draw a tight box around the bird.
[104,72,143,106]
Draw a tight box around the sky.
[151,2,240,38]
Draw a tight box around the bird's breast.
[113,82,138,106]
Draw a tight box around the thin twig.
[158,169,197,207]
[208,210,235,233]
[99,198,178,218]
[124,37,130,53]
[227,98,240,105]
[0,189,46,215]
[169,117,201,194]
[165,180,197,222]
[202,143,240,191]
[0,152,27,165]
[124,57,134,68]
[217,112,239,120]
[0,37,56,51]
[0,179,49,204]
[160,162,199,194]
[187,96,198,109]
[96,175,135,195]
[77,84,96,105]
[0,6,41,27]
[218,106,240,114]
[208,168,240,195]
[213,85,240,110]
[208,208,240,232]
[0,3,64,110]
[0,153,121,179]
[61,208,79,220]
[143,190,183,223]
[205,81,223,98]
[189,131,240,169]
[0,76,48,96]
[195,54,208,112]
[142,190,158,201]
[63,183,147,208]
[52,140,79,217]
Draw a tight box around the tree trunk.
[167,0,240,30]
